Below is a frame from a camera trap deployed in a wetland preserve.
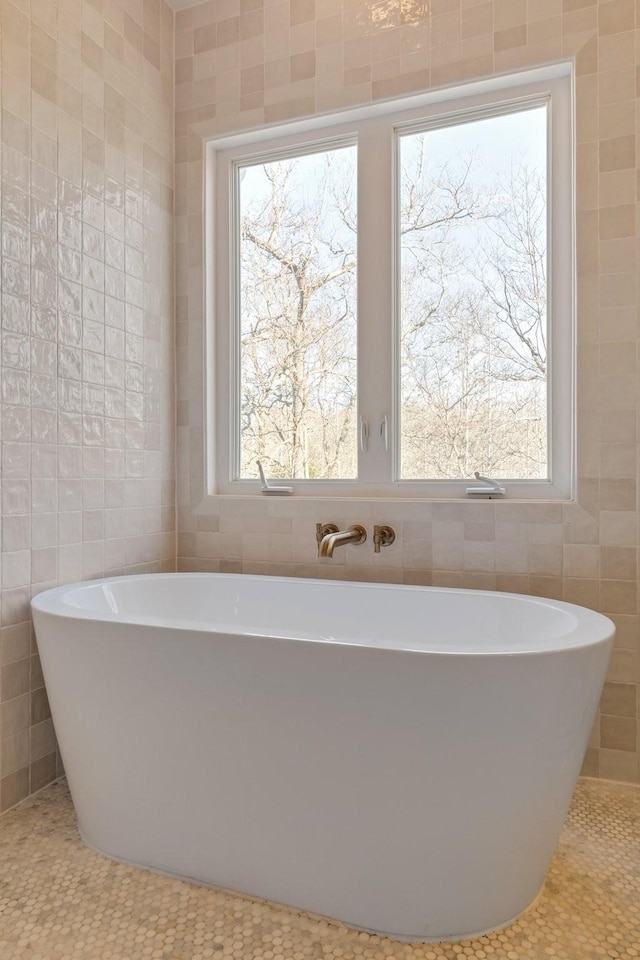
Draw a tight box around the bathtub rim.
[31,572,615,658]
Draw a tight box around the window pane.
[399,107,548,480]
[237,145,357,479]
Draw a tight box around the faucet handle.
[373,524,396,553]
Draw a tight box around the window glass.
[237,145,358,479]
[399,106,548,480]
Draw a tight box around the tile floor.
[0,778,638,959]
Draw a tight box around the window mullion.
[357,122,394,484]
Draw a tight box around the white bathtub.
[32,573,613,942]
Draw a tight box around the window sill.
[195,482,574,514]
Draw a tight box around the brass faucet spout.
[319,524,367,558]
[316,523,339,556]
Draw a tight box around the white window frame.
[202,62,574,503]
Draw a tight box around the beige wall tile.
[599,747,638,782]
[0,769,30,813]
[600,681,636,717]
[601,715,637,751]
[597,0,635,36]
[494,24,527,51]
[601,547,637,580]
[599,135,635,172]
[175,0,640,785]
[0,0,175,809]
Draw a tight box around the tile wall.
[175,0,640,783]
[0,0,175,812]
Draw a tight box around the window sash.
[232,139,359,481]
[205,64,574,501]
[396,99,551,483]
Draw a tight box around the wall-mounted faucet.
[373,525,396,553]
[316,523,367,558]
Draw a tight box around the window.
[207,64,574,499]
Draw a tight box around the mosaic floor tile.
[0,778,638,959]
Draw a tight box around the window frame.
[203,62,575,503]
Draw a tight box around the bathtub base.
[352,888,546,943]
[79,828,546,944]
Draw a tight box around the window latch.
[380,414,389,452]
[257,460,293,495]
[359,416,369,453]
[465,472,506,498]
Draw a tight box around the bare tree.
[475,166,547,382]
[239,150,357,479]
[400,139,548,480]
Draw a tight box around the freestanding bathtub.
[31,573,614,942]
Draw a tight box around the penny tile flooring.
[0,778,638,959]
